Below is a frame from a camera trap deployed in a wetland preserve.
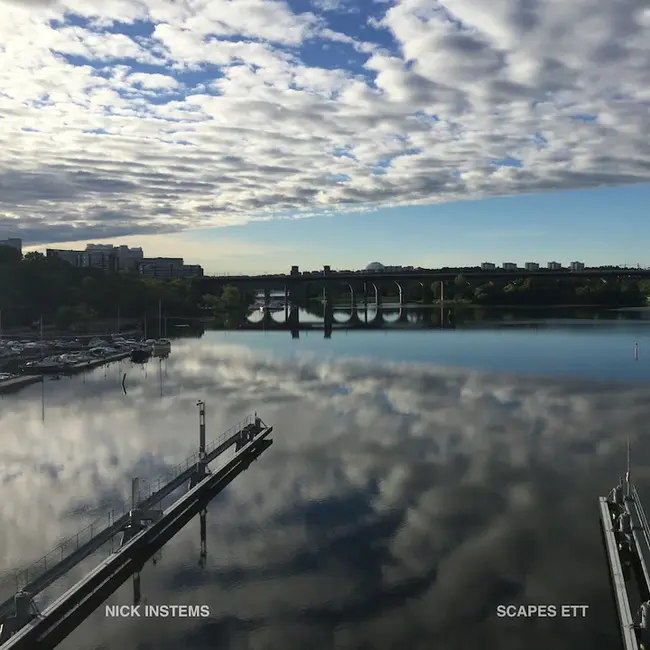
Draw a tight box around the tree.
[220,285,241,309]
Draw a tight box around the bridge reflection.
[244,304,455,339]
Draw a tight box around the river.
[2,307,650,649]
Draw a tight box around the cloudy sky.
[2,0,650,273]
[0,340,642,648]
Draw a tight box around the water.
[2,310,650,649]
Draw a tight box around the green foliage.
[0,253,211,327]
[200,286,249,327]
[54,304,99,331]
[442,276,650,306]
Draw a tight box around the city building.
[481,262,496,270]
[47,244,203,277]
[290,265,300,276]
[570,261,585,271]
[0,238,22,255]
[47,248,83,266]
[525,262,540,271]
[547,261,562,270]
[86,244,143,272]
[138,257,203,278]
[366,262,385,272]
[502,262,517,270]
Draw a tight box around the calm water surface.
[3,314,650,649]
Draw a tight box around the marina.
[0,336,171,394]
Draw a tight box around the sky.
[1,0,650,274]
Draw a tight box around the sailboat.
[152,300,171,355]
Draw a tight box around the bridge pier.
[324,296,333,339]
[289,306,299,339]
[262,307,273,329]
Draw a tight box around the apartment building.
[0,238,22,255]
[138,257,203,278]
[47,245,203,277]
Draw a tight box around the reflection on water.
[1,323,650,648]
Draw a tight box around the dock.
[0,351,131,395]
[0,376,42,395]
[600,446,650,650]
[0,407,273,648]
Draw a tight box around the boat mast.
[626,438,631,496]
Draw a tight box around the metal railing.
[134,414,255,505]
[632,484,650,550]
[10,507,128,591]
[5,413,258,592]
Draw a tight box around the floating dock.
[0,408,273,648]
[600,447,650,650]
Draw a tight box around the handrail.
[4,414,257,592]
[134,414,254,504]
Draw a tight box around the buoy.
[635,343,639,360]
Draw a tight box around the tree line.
[322,275,650,306]
[0,247,250,331]
[450,275,650,306]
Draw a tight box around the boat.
[130,347,151,363]
[22,358,65,374]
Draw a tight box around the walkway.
[0,409,273,646]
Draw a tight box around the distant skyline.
[23,184,650,274]
[2,0,650,274]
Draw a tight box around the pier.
[600,446,650,650]
[0,351,131,395]
[0,407,273,648]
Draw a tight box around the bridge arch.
[332,282,358,324]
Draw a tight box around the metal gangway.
[600,442,650,650]
[0,405,273,647]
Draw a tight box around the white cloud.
[0,0,649,245]
[0,345,641,647]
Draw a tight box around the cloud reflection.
[1,338,647,648]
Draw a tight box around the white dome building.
[365,262,385,272]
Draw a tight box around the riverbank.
[434,302,647,309]
[0,325,141,340]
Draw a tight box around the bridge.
[0,407,274,649]
[243,304,455,338]
[199,267,650,304]
[600,445,650,650]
